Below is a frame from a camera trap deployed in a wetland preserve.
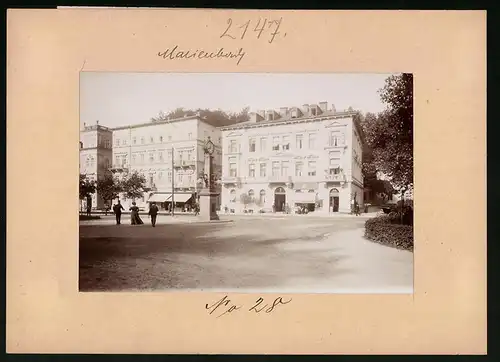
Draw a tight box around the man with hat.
[148,202,159,227]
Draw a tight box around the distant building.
[79,121,113,209]
[219,102,364,214]
[109,114,222,210]
[377,172,413,203]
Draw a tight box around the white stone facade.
[220,103,364,214]
[79,123,113,209]
[110,115,222,210]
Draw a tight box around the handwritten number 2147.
[220,18,285,44]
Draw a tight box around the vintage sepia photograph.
[79,72,414,293]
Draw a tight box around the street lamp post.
[197,137,220,221]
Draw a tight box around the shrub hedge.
[365,215,413,251]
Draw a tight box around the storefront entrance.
[329,188,340,212]
[274,187,286,212]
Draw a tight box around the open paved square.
[79,214,413,293]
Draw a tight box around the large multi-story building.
[219,102,364,214]
[79,121,113,209]
[110,114,222,210]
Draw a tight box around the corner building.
[220,102,364,214]
[79,122,113,209]
[110,114,222,210]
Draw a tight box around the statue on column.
[198,137,220,220]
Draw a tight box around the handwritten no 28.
[220,18,286,44]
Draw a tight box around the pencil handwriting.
[205,295,292,318]
[220,17,286,44]
[157,45,246,66]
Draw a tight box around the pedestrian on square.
[86,202,92,217]
[112,199,125,225]
[129,202,144,225]
[148,202,159,227]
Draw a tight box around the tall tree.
[240,193,254,208]
[121,171,147,201]
[79,174,96,200]
[96,173,122,207]
[364,74,413,194]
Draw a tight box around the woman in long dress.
[129,202,144,225]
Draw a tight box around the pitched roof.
[221,110,357,130]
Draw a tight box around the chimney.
[266,110,275,121]
[331,104,337,113]
[96,120,99,125]
[302,104,310,115]
[279,107,288,116]
[249,112,258,123]
[319,101,328,112]
[83,122,86,127]
[257,110,265,119]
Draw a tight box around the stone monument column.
[198,137,220,221]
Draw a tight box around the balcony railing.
[221,176,242,184]
[268,174,293,183]
[174,159,196,167]
[323,173,345,182]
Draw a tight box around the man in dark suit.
[113,200,125,225]
[149,202,159,227]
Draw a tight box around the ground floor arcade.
[220,180,364,214]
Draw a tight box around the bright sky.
[80,73,394,129]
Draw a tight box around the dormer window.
[291,109,297,118]
[311,107,317,116]
[267,113,274,121]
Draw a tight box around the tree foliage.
[121,171,147,200]
[79,174,96,200]
[151,107,250,127]
[96,173,122,205]
[364,73,413,192]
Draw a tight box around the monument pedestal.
[198,188,220,221]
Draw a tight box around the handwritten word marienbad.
[205,295,292,318]
[157,17,286,66]
[158,45,246,66]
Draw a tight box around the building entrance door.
[274,187,286,212]
[329,188,340,212]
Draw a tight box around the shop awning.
[148,193,171,202]
[294,182,318,190]
[294,192,317,203]
[170,193,192,203]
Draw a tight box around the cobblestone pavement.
[79,216,413,293]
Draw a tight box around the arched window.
[259,189,266,204]
[248,189,255,197]
[229,189,236,203]
[330,188,340,196]
[275,187,286,195]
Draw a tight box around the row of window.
[114,150,195,166]
[228,189,266,203]
[114,133,220,147]
[227,159,343,178]
[228,131,345,154]
[145,172,195,187]
[84,156,111,169]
